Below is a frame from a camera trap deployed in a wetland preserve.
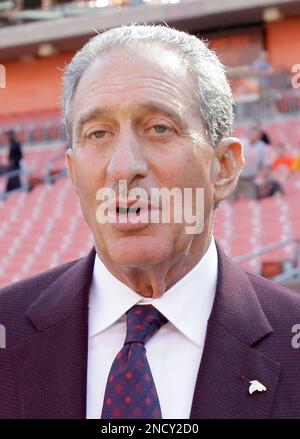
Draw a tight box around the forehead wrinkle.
[79,76,190,102]
[79,48,190,88]
[76,58,195,101]
[75,79,197,124]
[91,73,189,91]
[73,60,200,138]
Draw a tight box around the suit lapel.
[12,248,96,419]
[190,244,281,419]
[190,319,280,419]
[9,242,281,419]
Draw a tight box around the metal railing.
[0,118,66,147]
[0,165,30,198]
[44,150,67,184]
[235,237,300,282]
[234,88,300,123]
[273,267,300,283]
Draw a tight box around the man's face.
[66,47,216,269]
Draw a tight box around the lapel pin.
[241,375,267,395]
[249,380,267,395]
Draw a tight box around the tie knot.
[125,304,167,345]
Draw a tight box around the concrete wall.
[0,52,73,115]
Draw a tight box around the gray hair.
[62,24,233,146]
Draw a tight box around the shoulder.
[244,271,300,416]
[0,259,79,326]
[246,270,300,301]
[246,270,300,326]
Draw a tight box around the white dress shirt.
[86,238,218,419]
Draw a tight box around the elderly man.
[0,25,300,419]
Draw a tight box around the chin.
[107,236,172,268]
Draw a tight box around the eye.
[89,130,106,139]
[148,124,173,135]
[153,125,168,134]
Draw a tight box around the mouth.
[115,201,146,224]
[116,206,142,216]
[105,198,160,229]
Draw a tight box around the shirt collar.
[88,238,218,347]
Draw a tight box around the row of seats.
[0,172,299,288]
[0,110,64,146]
[0,178,93,287]
[215,174,300,273]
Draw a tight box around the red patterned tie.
[101,304,168,419]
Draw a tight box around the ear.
[65,147,79,194]
[212,137,244,203]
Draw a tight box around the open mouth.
[107,199,159,227]
[116,206,142,216]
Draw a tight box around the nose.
[107,127,148,184]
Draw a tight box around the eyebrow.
[74,101,189,139]
[74,108,112,140]
[137,102,189,128]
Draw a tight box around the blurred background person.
[252,50,275,116]
[260,130,271,145]
[230,126,269,201]
[4,130,23,192]
[256,143,294,200]
[252,50,273,89]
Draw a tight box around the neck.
[95,230,213,299]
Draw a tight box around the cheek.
[162,152,212,190]
[74,153,106,195]
[175,150,214,214]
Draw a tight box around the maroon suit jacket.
[0,245,300,418]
